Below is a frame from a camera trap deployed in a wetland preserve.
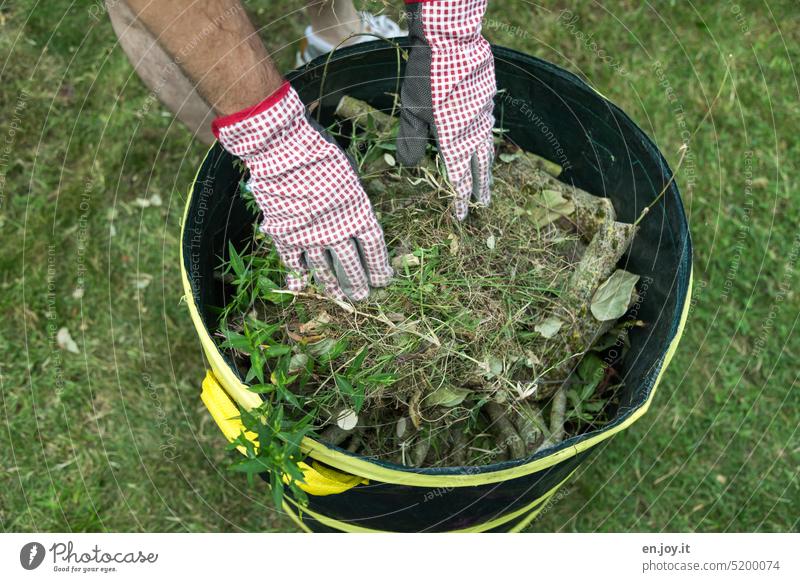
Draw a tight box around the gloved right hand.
[212,82,393,301]
[397,0,497,221]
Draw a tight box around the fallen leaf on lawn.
[535,316,563,338]
[336,408,358,430]
[527,189,575,228]
[392,253,421,270]
[486,234,496,250]
[133,274,152,289]
[56,327,80,354]
[426,386,470,408]
[591,269,640,321]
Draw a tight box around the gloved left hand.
[213,82,393,301]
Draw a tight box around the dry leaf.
[392,253,421,270]
[133,274,152,289]
[447,233,460,255]
[527,189,575,228]
[396,417,409,438]
[591,269,640,321]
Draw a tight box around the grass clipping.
[218,97,642,469]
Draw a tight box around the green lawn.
[1,0,797,532]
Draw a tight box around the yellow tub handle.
[200,370,367,496]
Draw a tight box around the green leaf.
[270,472,284,507]
[584,401,605,412]
[262,344,291,358]
[335,374,365,412]
[427,386,470,408]
[590,269,640,321]
[335,374,354,396]
[578,353,605,394]
[318,338,348,364]
[535,316,563,339]
[219,328,251,352]
[364,373,397,385]
[247,350,266,383]
[228,241,247,280]
[247,383,278,394]
[346,347,369,376]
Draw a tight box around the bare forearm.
[124,0,283,115]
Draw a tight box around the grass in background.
[0,0,797,532]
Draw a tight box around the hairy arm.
[124,0,284,115]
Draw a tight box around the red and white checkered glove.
[397,0,497,220]
[212,82,393,301]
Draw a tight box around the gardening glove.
[212,82,393,301]
[397,0,497,220]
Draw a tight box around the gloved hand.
[212,82,393,301]
[397,0,497,220]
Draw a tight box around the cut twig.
[336,95,397,133]
[320,424,354,447]
[549,387,568,444]
[485,402,526,459]
[513,403,549,451]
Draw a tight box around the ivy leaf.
[591,269,640,321]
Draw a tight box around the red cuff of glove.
[210,81,292,139]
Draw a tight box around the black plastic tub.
[181,40,692,532]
